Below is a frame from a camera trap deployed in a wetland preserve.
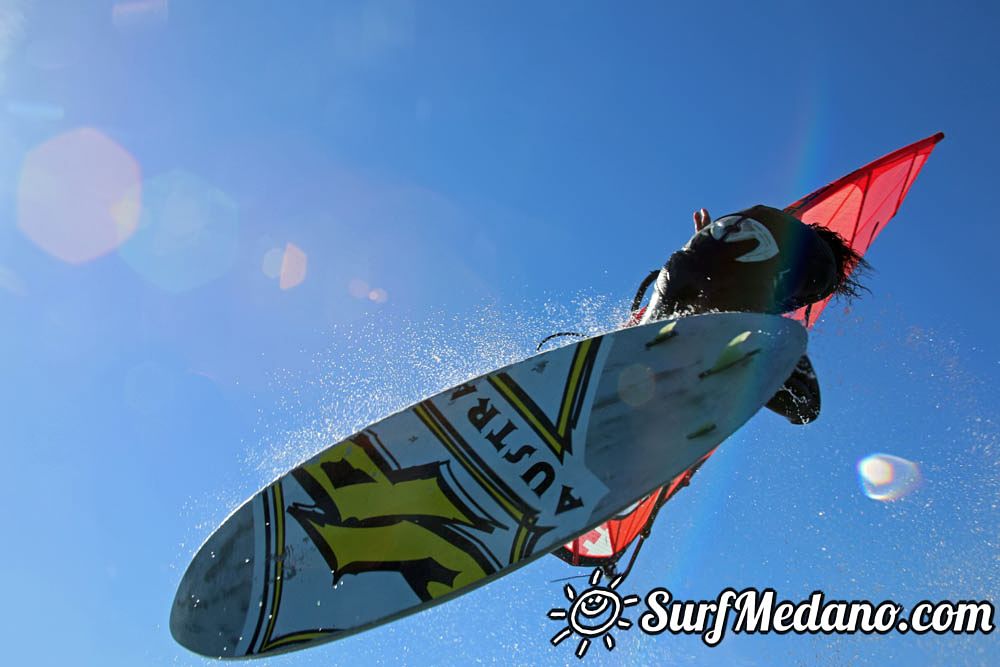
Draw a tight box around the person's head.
[668,205,870,315]
[734,205,870,311]
[807,221,871,302]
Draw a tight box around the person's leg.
[765,354,821,424]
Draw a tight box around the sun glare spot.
[6,100,64,121]
[347,278,369,299]
[279,242,308,290]
[0,265,26,296]
[858,453,921,501]
[262,247,284,279]
[617,363,654,407]
[119,169,239,293]
[347,278,388,303]
[17,128,142,264]
[112,0,169,30]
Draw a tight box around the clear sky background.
[1,1,998,665]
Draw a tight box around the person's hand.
[693,208,711,232]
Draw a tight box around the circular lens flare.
[279,242,308,290]
[617,363,654,407]
[112,0,169,31]
[119,169,238,293]
[348,278,369,299]
[17,127,142,264]
[262,247,284,279]
[857,453,921,501]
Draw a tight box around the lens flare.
[112,0,169,30]
[279,242,307,290]
[857,453,921,501]
[348,278,369,299]
[348,278,387,302]
[617,363,654,407]
[7,100,64,121]
[0,265,26,296]
[119,169,238,293]
[261,247,284,279]
[17,127,142,264]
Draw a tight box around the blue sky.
[1,1,998,665]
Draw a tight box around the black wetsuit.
[641,205,839,424]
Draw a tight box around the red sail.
[555,133,944,567]
[554,450,715,568]
[787,132,944,326]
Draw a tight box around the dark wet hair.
[809,224,872,301]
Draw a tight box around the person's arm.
[639,208,712,325]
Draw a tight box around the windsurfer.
[556,133,941,576]
[634,205,870,424]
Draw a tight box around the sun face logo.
[547,568,640,658]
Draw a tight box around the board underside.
[171,312,807,658]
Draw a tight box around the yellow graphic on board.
[288,431,501,602]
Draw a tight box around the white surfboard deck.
[171,312,806,658]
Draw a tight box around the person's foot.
[766,354,821,424]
